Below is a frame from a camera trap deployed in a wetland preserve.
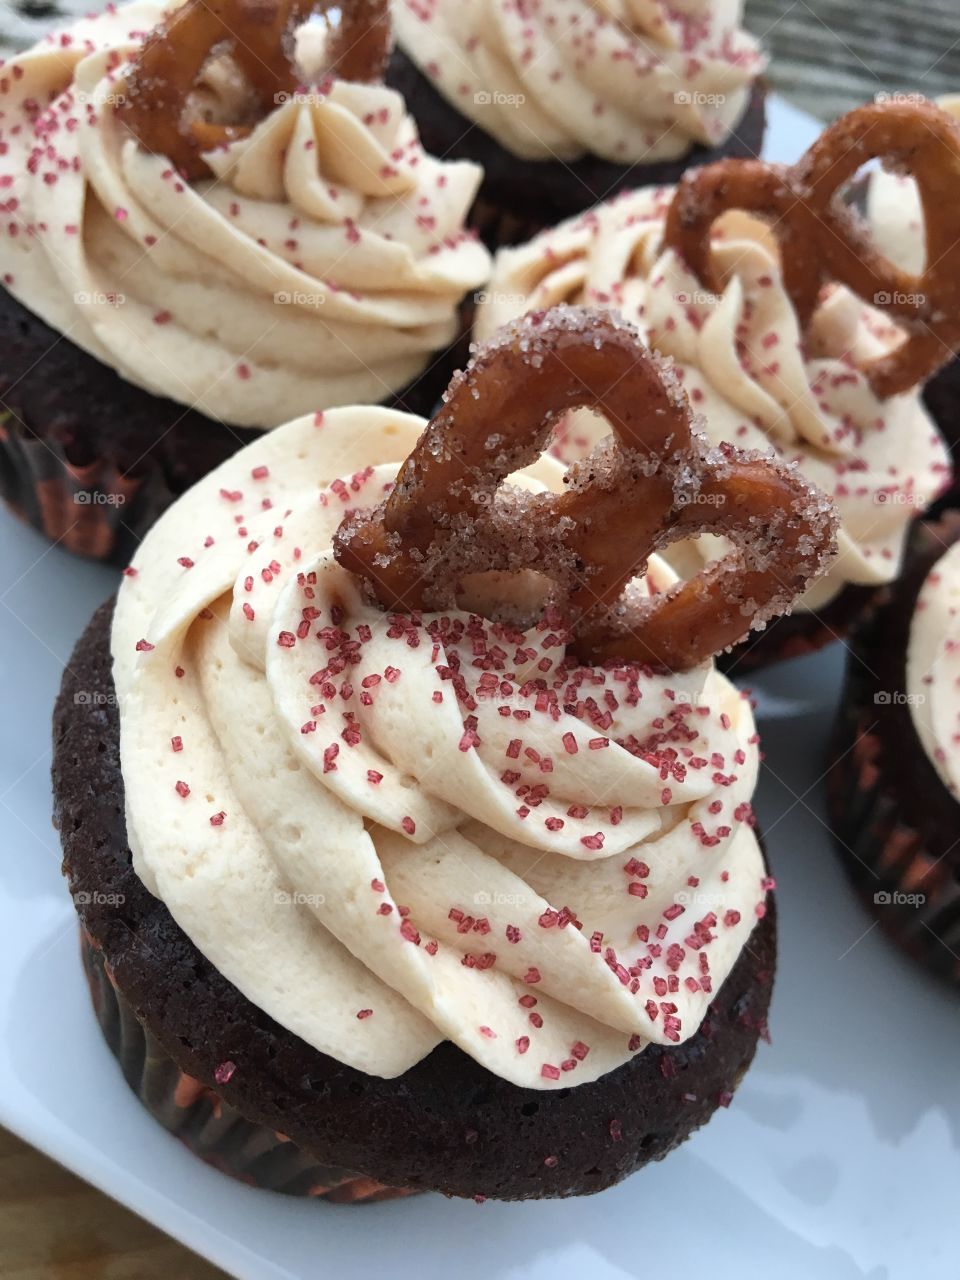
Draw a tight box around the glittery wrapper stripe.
[80,931,420,1201]
[827,681,960,987]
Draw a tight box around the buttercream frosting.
[112,404,768,1087]
[394,0,764,164]
[0,0,490,427]
[907,539,960,798]
[476,187,951,611]
[867,94,960,277]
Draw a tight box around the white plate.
[1,96,958,1280]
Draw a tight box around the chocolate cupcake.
[827,512,960,987]
[53,307,838,1201]
[475,100,960,673]
[867,94,960,493]
[0,0,490,563]
[387,0,766,247]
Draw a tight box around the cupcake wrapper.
[81,931,419,1202]
[0,407,171,564]
[718,582,882,675]
[468,194,558,251]
[828,682,960,987]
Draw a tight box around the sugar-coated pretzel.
[662,99,960,399]
[119,0,391,179]
[334,307,838,673]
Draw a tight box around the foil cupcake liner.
[827,704,960,986]
[718,582,882,676]
[0,406,172,565]
[826,515,960,986]
[80,931,419,1202]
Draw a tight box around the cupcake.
[0,0,490,564]
[867,94,960,486]
[387,0,766,247]
[827,511,960,987]
[476,99,960,672]
[54,307,838,1202]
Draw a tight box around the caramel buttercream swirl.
[0,0,490,427]
[113,404,768,1088]
[476,187,951,611]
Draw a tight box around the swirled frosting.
[0,0,490,427]
[394,0,764,164]
[867,94,960,277]
[476,187,951,610]
[907,540,960,797]
[112,405,768,1087]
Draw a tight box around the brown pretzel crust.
[119,0,391,179]
[662,99,960,399]
[333,306,838,673]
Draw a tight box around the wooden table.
[0,1,958,1277]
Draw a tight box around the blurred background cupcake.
[866,93,960,494]
[0,0,491,564]
[475,101,960,672]
[388,0,767,247]
[827,511,960,987]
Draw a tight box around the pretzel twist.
[119,0,390,179]
[662,99,960,399]
[333,307,838,672]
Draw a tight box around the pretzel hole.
[184,48,269,136]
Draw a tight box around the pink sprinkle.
[135,638,154,652]
[401,816,416,836]
[562,732,578,754]
[541,1064,561,1081]
[277,631,296,648]
[171,736,183,753]
[210,811,226,827]
[516,1036,530,1054]
[174,780,190,798]
[581,833,604,851]
[214,1061,236,1085]
[356,1009,373,1020]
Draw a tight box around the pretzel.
[118,0,391,179]
[333,307,838,672]
[661,99,960,399]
